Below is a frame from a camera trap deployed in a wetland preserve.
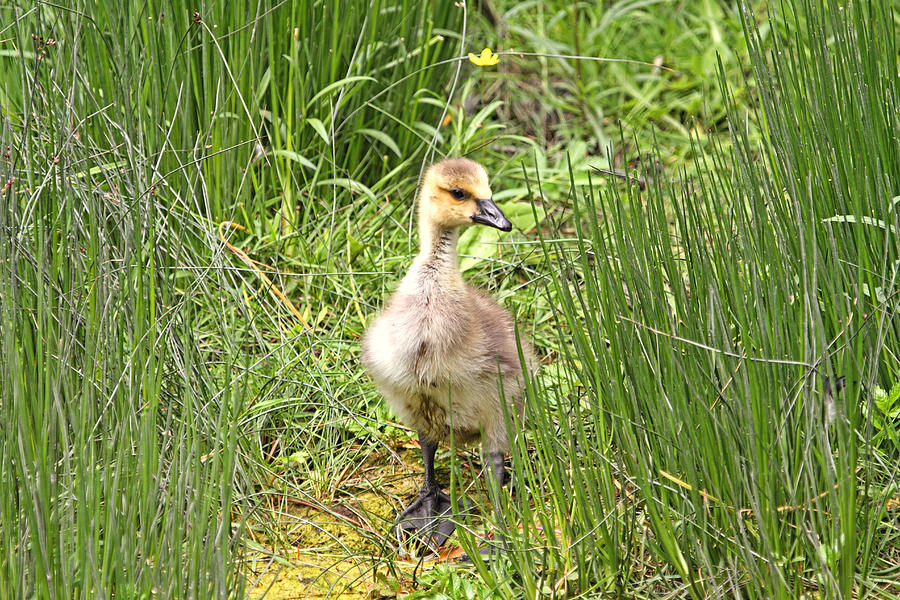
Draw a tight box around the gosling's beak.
[472,198,512,231]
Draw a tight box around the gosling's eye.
[449,188,465,200]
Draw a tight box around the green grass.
[2,0,899,598]
[459,2,900,598]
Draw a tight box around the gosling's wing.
[465,287,537,376]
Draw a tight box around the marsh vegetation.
[2,1,899,598]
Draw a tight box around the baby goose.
[362,158,536,548]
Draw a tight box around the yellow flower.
[468,47,499,66]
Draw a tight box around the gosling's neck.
[412,218,461,280]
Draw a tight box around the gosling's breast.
[361,284,469,390]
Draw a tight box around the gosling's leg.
[458,450,510,562]
[486,451,511,556]
[486,450,508,498]
[396,435,466,549]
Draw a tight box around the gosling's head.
[418,158,512,231]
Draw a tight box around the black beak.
[472,198,512,231]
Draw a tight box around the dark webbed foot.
[458,541,506,563]
[396,434,472,550]
[395,487,469,549]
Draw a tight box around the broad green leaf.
[308,75,377,106]
[270,150,316,170]
[357,128,401,157]
[317,178,376,201]
[305,118,330,145]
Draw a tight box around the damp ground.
[240,441,489,599]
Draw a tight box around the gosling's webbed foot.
[395,487,469,550]
[458,541,506,564]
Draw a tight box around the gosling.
[361,158,536,548]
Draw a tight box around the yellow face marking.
[419,158,494,228]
